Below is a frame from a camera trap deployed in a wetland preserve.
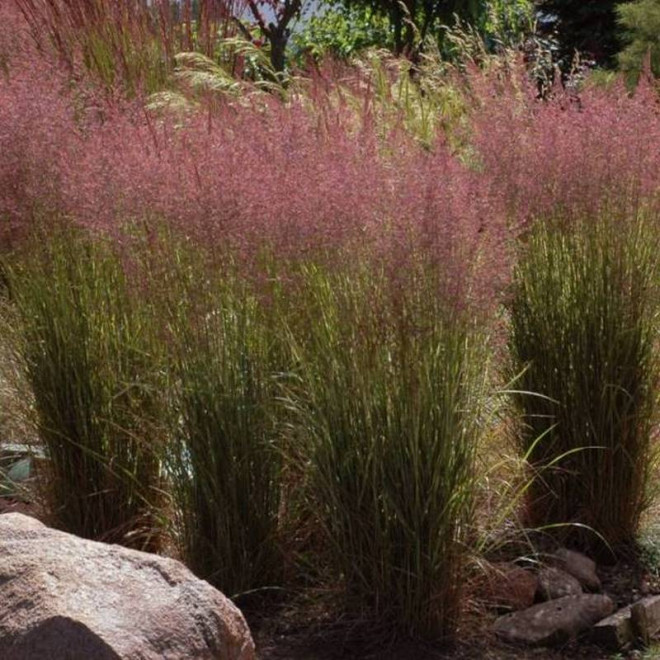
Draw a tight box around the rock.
[0,513,255,660]
[552,548,601,592]
[0,444,45,461]
[493,594,614,646]
[0,457,32,498]
[631,601,650,645]
[537,566,583,601]
[482,562,539,612]
[590,604,635,649]
[592,595,660,650]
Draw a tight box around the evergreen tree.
[617,0,660,79]
[536,0,623,67]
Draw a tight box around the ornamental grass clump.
[17,0,247,94]
[282,262,492,639]
[509,209,660,556]
[165,257,284,597]
[472,67,660,226]
[8,233,164,550]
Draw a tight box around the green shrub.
[292,5,393,61]
[282,263,490,638]
[8,233,164,549]
[508,210,659,555]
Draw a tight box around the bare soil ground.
[248,607,624,660]
[245,546,660,660]
[249,613,660,660]
[0,495,42,519]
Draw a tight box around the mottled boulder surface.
[552,548,601,592]
[537,566,583,601]
[0,513,255,660]
[493,594,614,646]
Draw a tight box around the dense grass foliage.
[283,264,489,637]
[8,235,164,549]
[165,260,284,596]
[509,211,660,555]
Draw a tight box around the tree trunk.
[269,29,287,74]
[392,5,403,55]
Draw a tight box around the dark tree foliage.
[349,0,484,56]
[536,0,624,68]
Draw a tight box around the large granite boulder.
[0,513,255,660]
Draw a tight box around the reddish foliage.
[471,67,660,225]
[2,8,659,314]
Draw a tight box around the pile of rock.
[488,548,660,651]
